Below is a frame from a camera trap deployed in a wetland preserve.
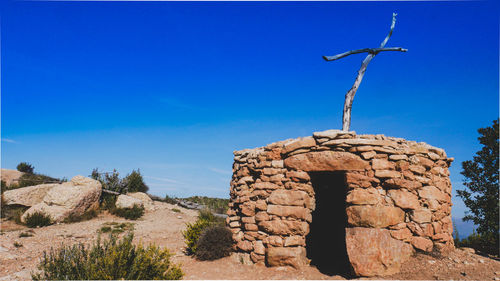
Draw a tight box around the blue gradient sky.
[1,1,498,234]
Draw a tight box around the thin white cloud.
[1,138,16,143]
[208,167,232,175]
[145,176,183,184]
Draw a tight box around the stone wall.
[227,130,455,277]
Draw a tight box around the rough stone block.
[258,220,309,236]
[410,236,433,252]
[410,209,432,223]
[284,151,369,172]
[266,247,307,269]
[346,227,413,277]
[268,189,309,206]
[346,188,380,205]
[267,205,309,220]
[388,189,420,210]
[347,205,405,228]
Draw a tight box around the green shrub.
[182,210,224,255]
[25,211,53,228]
[183,218,212,255]
[63,209,99,223]
[111,205,144,220]
[32,233,183,280]
[91,169,125,193]
[100,193,118,211]
[172,208,181,213]
[13,241,23,248]
[456,230,499,256]
[124,169,149,193]
[164,195,178,205]
[17,162,34,174]
[98,222,135,234]
[195,225,233,260]
[99,226,112,233]
[17,173,62,188]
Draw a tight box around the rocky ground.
[1,201,499,280]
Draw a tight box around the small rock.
[494,277,500,281]
[177,216,182,219]
[428,260,436,264]
[463,261,470,265]
[479,259,485,264]
[461,271,466,276]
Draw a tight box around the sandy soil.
[1,201,499,280]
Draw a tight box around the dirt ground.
[1,201,499,280]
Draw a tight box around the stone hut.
[227,130,454,277]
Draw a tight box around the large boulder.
[115,194,144,209]
[126,192,154,211]
[21,176,101,223]
[1,169,24,186]
[346,227,414,277]
[3,184,56,207]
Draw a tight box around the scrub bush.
[32,233,183,280]
[183,209,224,255]
[17,162,34,174]
[25,211,52,228]
[112,204,144,220]
[195,225,233,260]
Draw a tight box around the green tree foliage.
[91,168,148,193]
[457,119,499,255]
[91,169,124,210]
[124,169,149,193]
[16,162,34,174]
[32,233,183,280]
[91,169,124,193]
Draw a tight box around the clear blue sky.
[1,1,498,235]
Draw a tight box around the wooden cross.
[323,13,407,132]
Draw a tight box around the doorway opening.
[306,171,351,277]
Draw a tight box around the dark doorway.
[306,171,351,277]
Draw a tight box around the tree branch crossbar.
[324,13,407,131]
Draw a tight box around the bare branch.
[379,12,397,48]
[322,13,406,131]
[323,47,407,61]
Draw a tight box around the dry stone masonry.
[227,129,454,277]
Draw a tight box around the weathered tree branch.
[379,12,397,48]
[323,47,407,61]
[323,13,406,132]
